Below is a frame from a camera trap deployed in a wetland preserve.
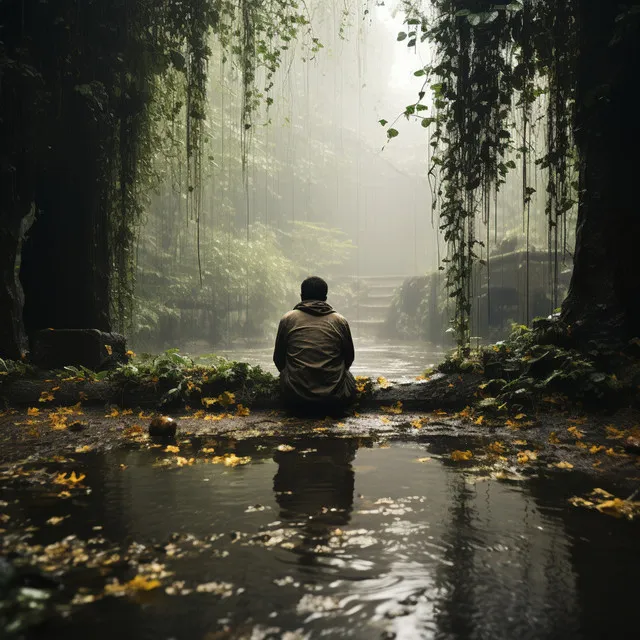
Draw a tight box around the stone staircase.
[347,275,409,337]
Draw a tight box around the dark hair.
[301,276,328,301]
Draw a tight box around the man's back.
[274,299,355,405]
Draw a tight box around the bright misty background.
[132,1,574,375]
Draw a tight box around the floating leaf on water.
[75,445,93,453]
[451,450,473,462]
[105,575,161,595]
[39,391,55,403]
[210,454,251,467]
[201,447,215,453]
[27,407,40,416]
[54,471,86,486]
[592,488,614,498]
[416,457,431,463]
[377,376,392,389]
[276,444,295,452]
[595,498,640,519]
[554,461,574,469]
[514,413,526,420]
[46,516,68,525]
[513,439,528,446]
[195,581,234,596]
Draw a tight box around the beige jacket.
[273,300,355,403]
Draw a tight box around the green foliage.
[109,349,279,406]
[0,358,36,381]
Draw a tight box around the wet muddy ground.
[1,403,639,639]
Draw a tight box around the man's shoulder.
[330,311,350,326]
[280,309,300,323]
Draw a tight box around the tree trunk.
[561,2,640,346]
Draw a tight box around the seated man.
[273,276,356,414]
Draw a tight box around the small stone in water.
[149,416,177,438]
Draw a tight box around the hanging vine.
[389,0,578,350]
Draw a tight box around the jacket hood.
[294,300,336,316]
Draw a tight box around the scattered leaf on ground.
[381,401,403,415]
[451,450,473,462]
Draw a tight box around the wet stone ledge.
[0,373,482,413]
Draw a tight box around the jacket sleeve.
[342,320,355,370]
[273,317,288,372]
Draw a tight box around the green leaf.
[416,104,429,111]
[378,119,388,126]
[414,69,426,77]
[387,128,399,139]
[397,32,407,41]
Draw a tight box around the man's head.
[301,276,328,301]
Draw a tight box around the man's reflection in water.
[273,438,357,566]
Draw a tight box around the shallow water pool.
[1,436,637,639]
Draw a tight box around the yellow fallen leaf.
[54,471,86,486]
[175,456,195,467]
[106,408,120,418]
[592,488,614,498]
[236,404,250,417]
[377,376,391,389]
[380,417,390,424]
[126,350,136,358]
[276,444,295,452]
[567,426,585,439]
[548,432,560,444]
[165,445,180,453]
[416,457,431,463]
[554,461,574,469]
[605,426,626,439]
[39,391,54,403]
[569,496,594,508]
[513,439,528,446]
[514,413,526,420]
[46,516,67,526]
[595,498,640,519]
[210,453,251,467]
[381,401,403,415]
[410,419,424,429]
[104,344,113,356]
[474,415,485,425]
[27,407,40,416]
[105,575,161,595]
[201,447,215,453]
[451,450,473,462]
[589,445,605,454]
[75,445,93,453]
[488,441,506,454]
[204,413,225,422]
